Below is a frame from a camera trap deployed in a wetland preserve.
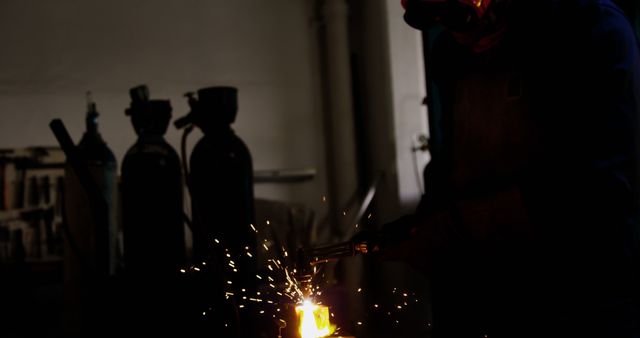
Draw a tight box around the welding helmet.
[402,0,509,53]
[402,0,492,31]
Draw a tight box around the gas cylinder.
[176,86,256,265]
[174,86,258,337]
[121,85,185,278]
[64,92,118,276]
[63,92,118,335]
[118,85,187,333]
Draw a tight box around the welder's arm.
[350,206,456,270]
[352,182,536,273]
[374,207,456,271]
[348,160,453,271]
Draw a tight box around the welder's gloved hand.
[350,229,383,254]
[350,215,417,255]
[372,210,459,274]
[377,214,425,261]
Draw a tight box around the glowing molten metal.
[295,299,335,338]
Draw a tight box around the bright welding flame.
[295,299,335,338]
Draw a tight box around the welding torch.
[294,175,384,288]
[306,237,374,266]
[295,232,381,288]
[295,214,418,290]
